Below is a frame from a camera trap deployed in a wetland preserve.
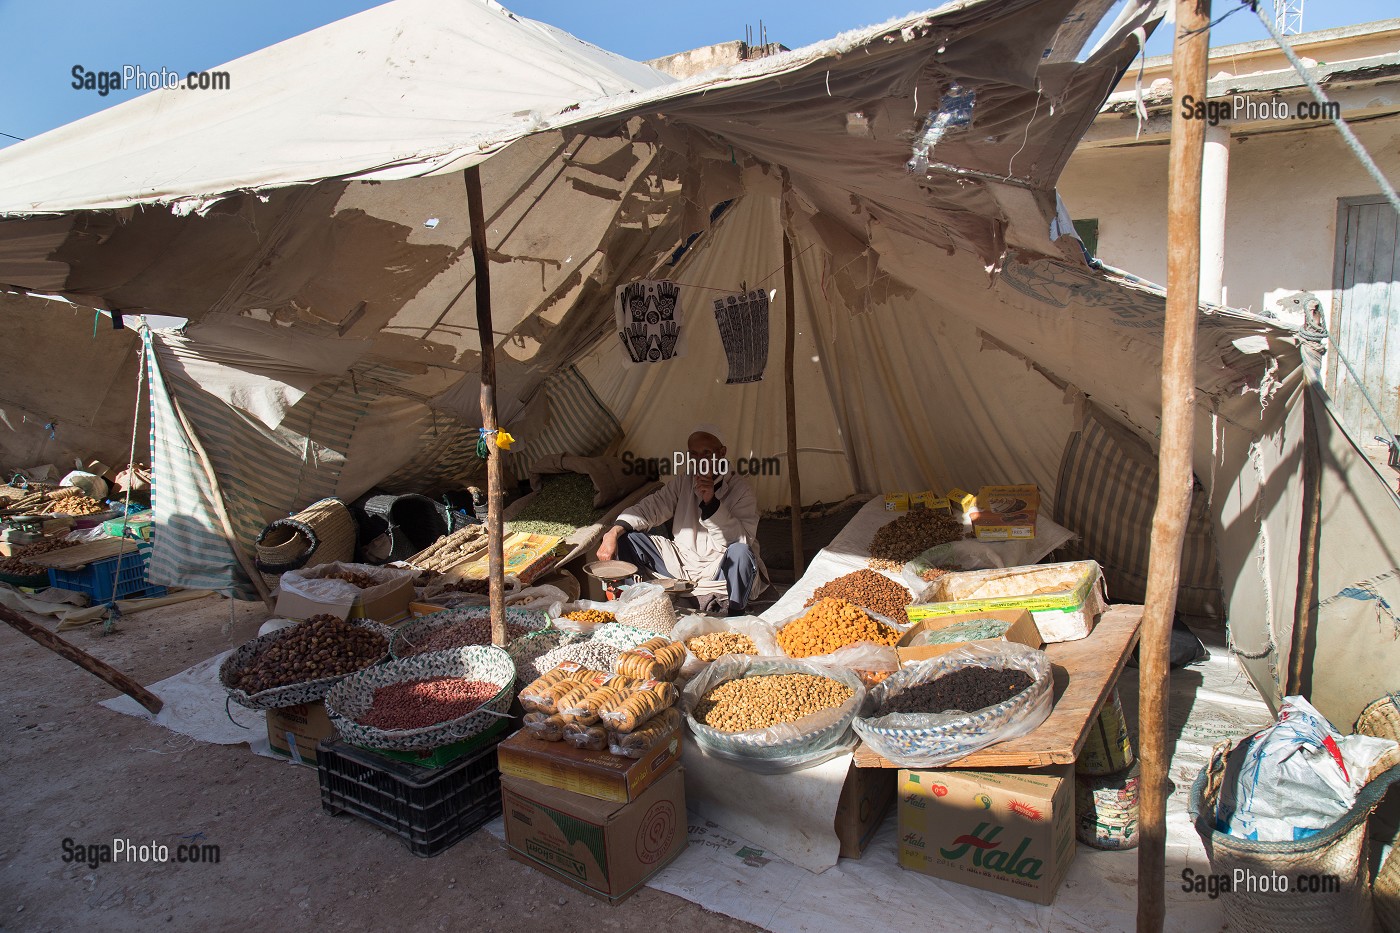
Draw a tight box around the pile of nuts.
[0,538,78,576]
[563,608,617,626]
[47,494,105,517]
[777,598,900,659]
[685,631,759,662]
[805,569,913,625]
[359,677,500,730]
[323,569,380,588]
[229,614,386,693]
[919,567,950,583]
[397,616,537,657]
[523,640,622,683]
[867,509,965,572]
[693,673,854,733]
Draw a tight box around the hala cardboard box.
[502,766,686,905]
[266,701,336,766]
[897,608,1043,665]
[897,765,1076,905]
[496,720,682,803]
[835,764,896,859]
[970,485,1039,541]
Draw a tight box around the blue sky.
[1,0,1394,148]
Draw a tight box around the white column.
[1199,123,1231,306]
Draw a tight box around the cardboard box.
[836,764,896,858]
[274,572,415,625]
[970,485,1039,541]
[945,488,978,516]
[502,766,686,905]
[897,765,1076,905]
[882,492,911,512]
[897,608,1043,664]
[266,701,336,766]
[496,721,682,803]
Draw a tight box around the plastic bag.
[683,656,865,772]
[901,517,1077,601]
[1218,696,1398,842]
[669,614,782,679]
[505,583,568,619]
[279,561,416,604]
[611,582,677,635]
[852,642,1053,768]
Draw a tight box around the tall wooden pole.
[465,165,507,647]
[1138,3,1209,930]
[782,229,805,578]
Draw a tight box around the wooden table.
[853,603,1143,769]
[22,537,139,570]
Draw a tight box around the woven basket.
[362,494,450,562]
[255,498,358,574]
[390,607,551,660]
[324,645,516,751]
[1358,694,1400,933]
[1190,731,1400,932]
[219,618,393,710]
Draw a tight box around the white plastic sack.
[611,581,677,635]
[60,470,109,501]
[669,614,782,679]
[1220,695,1398,842]
[852,642,1053,768]
[901,517,1077,600]
[506,584,568,619]
[554,598,618,632]
[279,561,416,604]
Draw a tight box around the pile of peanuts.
[230,615,386,693]
[685,631,759,662]
[867,508,965,572]
[47,494,105,517]
[323,569,380,588]
[693,673,854,733]
[563,608,617,625]
[359,677,500,730]
[398,616,538,656]
[777,598,900,658]
[805,569,913,625]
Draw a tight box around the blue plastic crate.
[47,543,167,603]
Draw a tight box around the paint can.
[1076,687,1135,776]
[1075,762,1140,850]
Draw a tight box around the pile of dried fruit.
[563,608,617,626]
[693,673,854,733]
[685,631,758,662]
[229,615,386,693]
[877,666,1033,715]
[867,508,965,572]
[360,677,500,730]
[507,473,607,539]
[47,494,105,517]
[805,569,912,625]
[777,598,900,659]
[323,569,380,588]
[397,616,538,656]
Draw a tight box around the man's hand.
[596,527,621,562]
[693,473,716,504]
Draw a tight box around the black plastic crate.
[317,737,502,857]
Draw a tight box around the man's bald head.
[687,430,722,452]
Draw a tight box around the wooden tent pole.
[465,165,507,648]
[1139,2,1209,930]
[0,605,163,713]
[782,228,805,578]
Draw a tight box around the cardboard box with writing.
[835,764,896,858]
[496,721,682,803]
[970,485,1039,541]
[897,765,1076,905]
[266,701,336,766]
[502,766,686,905]
[897,608,1043,665]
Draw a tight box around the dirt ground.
[0,596,762,933]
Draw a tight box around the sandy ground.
[0,595,761,933]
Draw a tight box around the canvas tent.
[0,0,1396,728]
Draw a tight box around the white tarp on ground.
[0,0,1395,725]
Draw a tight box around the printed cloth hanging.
[615,279,685,365]
[712,288,770,384]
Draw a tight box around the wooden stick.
[0,605,163,714]
[783,225,805,578]
[1289,389,1322,694]
[465,165,507,648]
[1139,3,1209,930]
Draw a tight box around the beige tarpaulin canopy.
[0,0,1395,726]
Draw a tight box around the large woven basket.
[390,607,551,660]
[255,498,358,576]
[1189,729,1400,932]
[219,618,393,710]
[1358,693,1400,933]
[362,494,451,562]
[324,645,516,751]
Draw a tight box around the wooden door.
[1329,196,1400,443]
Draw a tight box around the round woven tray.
[219,617,394,710]
[255,498,357,573]
[325,645,516,751]
[390,607,550,660]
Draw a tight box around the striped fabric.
[1055,405,1224,619]
[509,365,622,479]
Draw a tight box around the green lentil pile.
[507,473,606,538]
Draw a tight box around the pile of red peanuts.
[360,677,500,730]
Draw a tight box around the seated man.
[596,426,767,615]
